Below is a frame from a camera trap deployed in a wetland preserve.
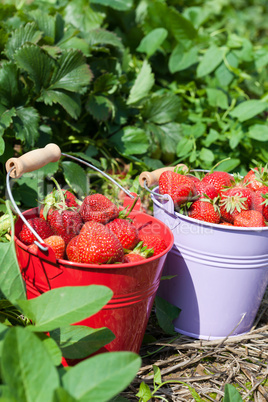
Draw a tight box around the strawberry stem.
[50,177,66,210]
[210,157,231,173]
[119,196,139,219]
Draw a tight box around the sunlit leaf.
[14,44,55,93]
[85,28,124,49]
[223,384,243,402]
[62,160,88,197]
[17,285,113,332]
[64,0,105,31]
[0,201,26,305]
[230,100,268,122]
[62,351,141,401]
[169,7,197,42]
[49,49,93,92]
[197,45,225,77]
[127,60,154,105]
[169,44,198,73]
[248,124,268,141]
[1,327,59,402]
[29,10,56,41]
[137,28,168,57]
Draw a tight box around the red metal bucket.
[14,207,174,360]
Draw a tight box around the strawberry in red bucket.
[77,221,124,264]
[29,235,66,259]
[19,217,54,245]
[106,218,139,250]
[79,193,119,224]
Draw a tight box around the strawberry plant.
[0,201,141,401]
[0,0,267,208]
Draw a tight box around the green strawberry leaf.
[50,325,115,359]
[62,351,141,401]
[48,49,93,93]
[17,285,113,332]
[1,327,60,402]
[14,44,55,93]
[137,28,168,57]
[90,0,133,11]
[5,22,42,60]
[230,100,267,122]
[127,60,155,105]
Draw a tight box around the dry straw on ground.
[122,289,268,401]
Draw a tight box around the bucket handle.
[6,143,136,252]
[139,164,188,189]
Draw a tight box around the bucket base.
[174,327,249,341]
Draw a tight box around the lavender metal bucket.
[151,187,268,340]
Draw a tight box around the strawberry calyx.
[118,196,139,221]
[260,192,268,207]
[123,241,154,259]
[174,164,190,175]
[251,164,268,186]
[220,192,248,214]
[40,177,79,219]
[199,194,220,213]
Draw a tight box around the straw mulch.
[121,289,268,401]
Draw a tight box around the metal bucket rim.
[15,207,174,270]
[152,186,268,233]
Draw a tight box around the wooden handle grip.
[6,143,62,178]
[139,164,188,188]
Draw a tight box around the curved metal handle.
[6,143,62,179]
[6,144,136,253]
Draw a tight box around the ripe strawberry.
[251,186,268,220]
[233,210,266,227]
[188,197,221,224]
[40,187,80,221]
[49,209,83,244]
[138,233,167,256]
[219,221,233,226]
[219,187,249,223]
[64,190,80,208]
[243,166,268,191]
[29,235,65,259]
[66,235,80,262]
[201,171,234,194]
[79,194,119,224]
[123,253,146,263]
[159,171,196,206]
[194,180,218,200]
[77,221,124,264]
[106,218,139,249]
[19,218,54,245]
[220,184,253,209]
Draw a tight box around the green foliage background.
[0,0,267,205]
